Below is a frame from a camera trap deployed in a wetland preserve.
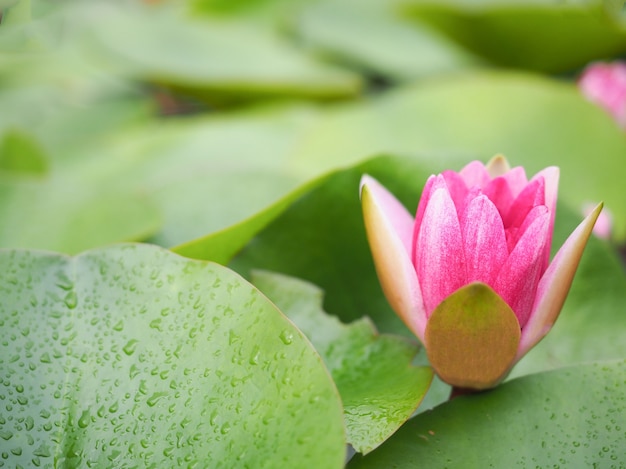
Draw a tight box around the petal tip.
[486,154,511,178]
[359,174,375,199]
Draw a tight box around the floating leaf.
[348,360,626,468]
[291,1,482,81]
[252,270,433,453]
[0,244,345,468]
[400,0,626,72]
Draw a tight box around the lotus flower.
[578,61,626,128]
[360,156,602,390]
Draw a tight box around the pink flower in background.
[578,61,626,128]
[360,156,602,390]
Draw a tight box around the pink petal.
[412,175,437,253]
[583,202,612,240]
[506,205,549,253]
[461,195,508,285]
[361,175,414,254]
[579,62,626,126]
[517,203,603,360]
[483,177,515,220]
[499,166,528,198]
[503,177,545,231]
[494,208,550,327]
[532,166,559,267]
[415,186,467,316]
[360,175,428,341]
[459,160,491,188]
[442,170,470,212]
[412,175,452,266]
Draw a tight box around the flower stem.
[449,386,477,400]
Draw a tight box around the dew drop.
[147,392,168,407]
[64,291,78,309]
[220,423,231,435]
[249,346,260,366]
[228,330,240,345]
[279,330,293,345]
[123,340,138,356]
[149,318,163,331]
[78,410,90,428]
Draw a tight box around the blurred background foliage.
[1,0,625,251]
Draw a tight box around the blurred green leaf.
[0,0,19,11]
[400,0,626,72]
[348,359,626,468]
[0,167,162,254]
[0,128,47,175]
[0,106,312,253]
[88,3,362,103]
[289,72,626,239]
[103,107,317,248]
[252,270,433,454]
[173,171,329,264]
[291,1,483,81]
[0,244,345,468]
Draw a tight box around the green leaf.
[348,360,626,468]
[89,3,362,103]
[0,176,162,254]
[173,173,330,264]
[0,244,345,467]
[0,128,47,175]
[400,0,626,72]
[251,270,433,454]
[291,1,483,81]
[101,108,314,249]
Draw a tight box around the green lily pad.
[173,172,330,264]
[290,1,482,81]
[0,244,345,468]
[400,0,626,72]
[348,359,626,468]
[87,3,362,103]
[251,270,433,454]
[0,174,162,254]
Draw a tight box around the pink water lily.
[360,156,602,389]
[578,61,626,128]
